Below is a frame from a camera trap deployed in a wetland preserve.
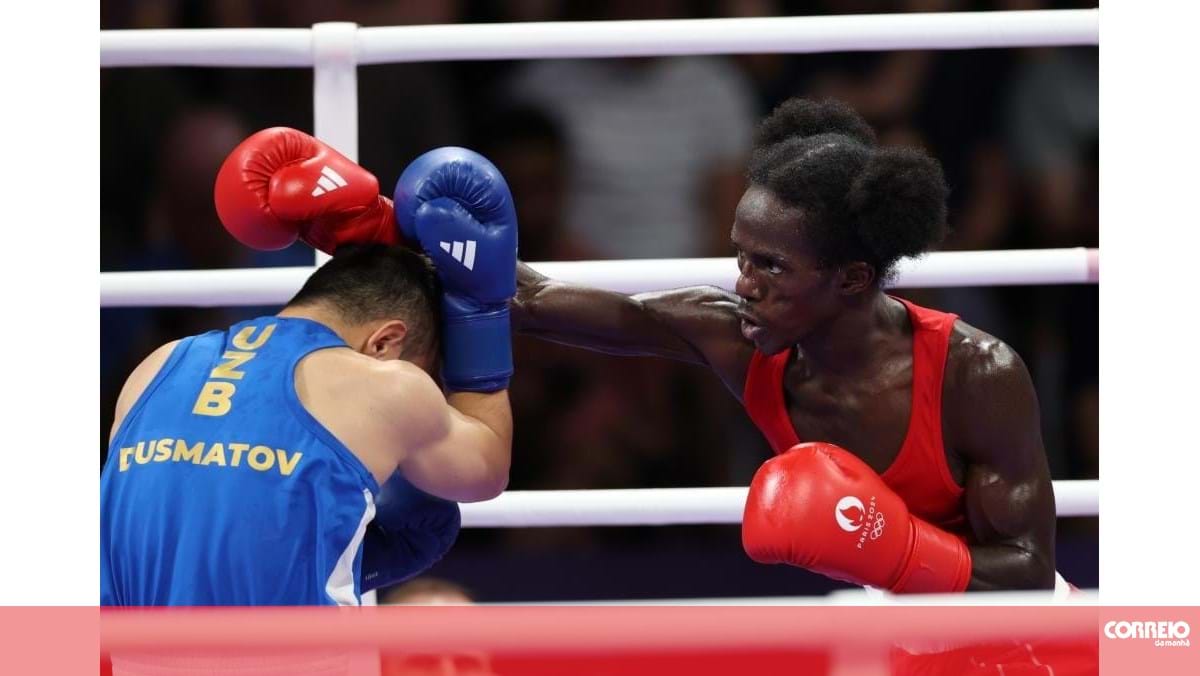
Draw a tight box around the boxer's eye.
[756,257,783,275]
[734,245,783,276]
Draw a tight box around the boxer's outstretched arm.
[512,262,752,391]
[947,337,1058,591]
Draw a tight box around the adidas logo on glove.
[439,240,477,270]
[310,166,349,197]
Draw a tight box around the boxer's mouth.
[735,308,766,343]
[735,306,762,325]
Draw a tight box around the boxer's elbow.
[1019,549,1058,590]
[974,545,1056,590]
[461,440,511,503]
[1007,534,1057,590]
[464,475,508,503]
[479,453,511,502]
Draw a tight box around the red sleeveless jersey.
[742,296,966,533]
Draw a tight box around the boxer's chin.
[753,330,791,356]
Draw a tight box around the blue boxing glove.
[394,147,518,392]
[360,471,462,593]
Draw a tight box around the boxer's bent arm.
[109,340,181,444]
[513,262,751,389]
[948,337,1057,591]
[393,368,512,503]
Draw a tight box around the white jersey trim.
[325,489,376,606]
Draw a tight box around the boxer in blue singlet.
[101,137,519,606]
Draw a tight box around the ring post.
[311,22,360,266]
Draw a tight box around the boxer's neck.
[794,291,906,377]
[277,304,360,348]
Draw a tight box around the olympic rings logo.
[869,512,886,540]
[836,496,887,543]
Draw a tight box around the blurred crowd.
[101,0,1098,597]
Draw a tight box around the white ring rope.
[460,480,1096,528]
[100,10,1098,68]
[100,248,1097,308]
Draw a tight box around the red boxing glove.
[214,127,399,254]
[742,442,972,594]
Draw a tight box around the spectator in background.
[472,105,660,540]
[380,578,475,606]
[474,107,584,262]
[100,107,253,459]
[1003,6,1099,481]
[902,1,1024,358]
[379,579,497,676]
[143,107,252,271]
[100,70,189,269]
[351,0,470,190]
[504,0,755,259]
[1005,48,1098,248]
[212,0,469,190]
[465,104,742,554]
[804,0,943,128]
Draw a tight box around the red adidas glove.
[214,127,399,254]
[742,442,972,594]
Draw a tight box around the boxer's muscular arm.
[946,331,1057,590]
[386,362,512,503]
[512,262,753,396]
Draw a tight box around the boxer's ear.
[364,320,409,361]
[838,261,875,295]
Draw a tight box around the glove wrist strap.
[441,303,512,392]
[889,518,973,594]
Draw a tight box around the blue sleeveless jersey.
[100,317,380,606]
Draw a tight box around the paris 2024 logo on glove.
[835,495,886,549]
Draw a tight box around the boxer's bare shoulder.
[636,285,753,394]
[110,340,181,443]
[943,319,1043,475]
[294,349,443,481]
[944,320,1032,414]
[637,285,744,343]
[296,348,437,407]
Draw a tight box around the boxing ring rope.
[100,9,1097,67]
[100,7,1098,273]
[459,480,1097,528]
[100,247,1098,308]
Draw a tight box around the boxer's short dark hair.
[287,243,441,354]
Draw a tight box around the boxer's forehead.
[732,186,809,257]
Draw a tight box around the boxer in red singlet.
[511,98,1061,594]
[511,97,1090,672]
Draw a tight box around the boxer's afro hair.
[747,98,949,284]
[288,243,441,353]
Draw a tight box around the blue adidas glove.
[361,472,462,593]
[394,147,518,392]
